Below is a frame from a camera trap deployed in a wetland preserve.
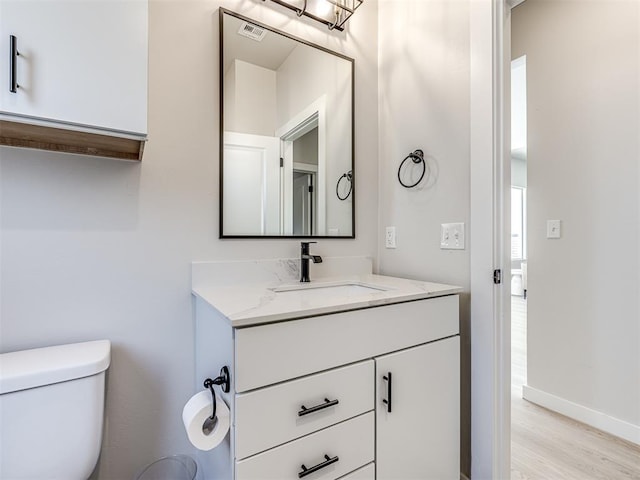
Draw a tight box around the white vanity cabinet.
[375,337,460,479]
[0,0,148,160]
[194,289,461,480]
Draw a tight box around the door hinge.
[493,269,502,284]
[280,157,284,167]
[309,185,314,193]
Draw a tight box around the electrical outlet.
[547,219,561,239]
[385,226,397,249]
[441,223,465,250]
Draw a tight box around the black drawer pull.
[382,372,392,413]
[9,35,19,93]
[298,454,339,478]
[298,398,339,417]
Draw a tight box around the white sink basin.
[272,281,391,296]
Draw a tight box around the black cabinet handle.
[298,454,339,478]
[382,372,392,413]
[9,35,18,93]
[298,398,339,417]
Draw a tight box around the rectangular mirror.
[220,9,354,238]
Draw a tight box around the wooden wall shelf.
[0,120,145,161]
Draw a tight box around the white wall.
[377,0,471,474]
[0,0,379,478]
[224,59,277,136]
[513,0,640,438]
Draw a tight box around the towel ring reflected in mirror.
[336,171,353,201]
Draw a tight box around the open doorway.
[291,127,319,236]
[510,53,528,406]
[508,2,640,478]
[509,52,532,476]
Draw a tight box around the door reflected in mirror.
[220,9,354,238]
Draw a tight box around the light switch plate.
[441,223,465,250]
[547,219,561,239]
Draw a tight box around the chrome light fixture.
[263,0,363,31]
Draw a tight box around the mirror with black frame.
[220,9,354,238]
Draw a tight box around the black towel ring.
[398,149,426,188]
[336,170,353,200]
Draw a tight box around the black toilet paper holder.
[203,366,230,423]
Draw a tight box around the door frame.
[469,0,517,478]
[276,96,327,236]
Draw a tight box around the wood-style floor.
[510,296,640,479]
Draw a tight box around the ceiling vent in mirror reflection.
[238,22,267,42]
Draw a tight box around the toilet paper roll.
[182,390,230,451]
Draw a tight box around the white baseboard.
[523,385,640,445]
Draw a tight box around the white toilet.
[0,340,111,480]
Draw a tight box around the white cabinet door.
[376,336,460,480]
[0,0,147,134]
[223,132,281,236]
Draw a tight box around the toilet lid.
[0,340,110,394]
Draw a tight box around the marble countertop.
[192,273,462,327]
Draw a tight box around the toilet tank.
[0,340,111,480]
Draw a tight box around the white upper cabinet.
[0,0,147,134]
[0,0,147,160]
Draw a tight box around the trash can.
[136,455,199,480]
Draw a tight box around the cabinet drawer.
[236,412,374,480]
[235,361,374,459]
[235,295,459,391]
[338,463,375,480]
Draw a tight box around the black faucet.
[300,241,323,282]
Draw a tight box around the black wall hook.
[398,149,426,188]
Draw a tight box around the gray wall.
[377,0,471,474]
[513,0,639,430]
[0,0,379,478]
